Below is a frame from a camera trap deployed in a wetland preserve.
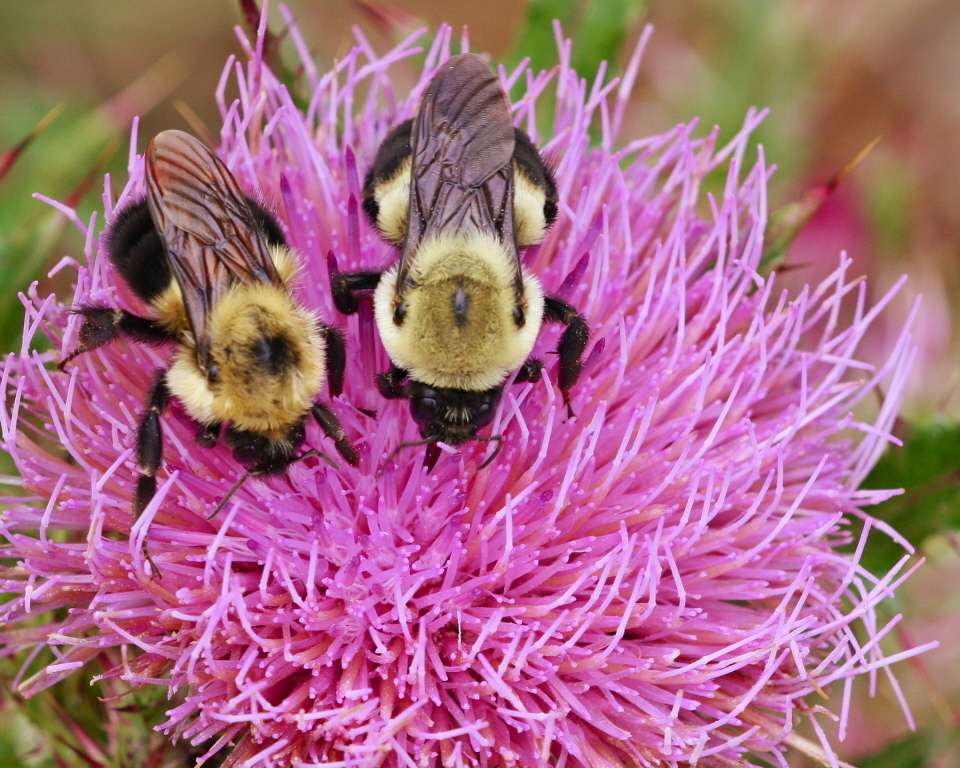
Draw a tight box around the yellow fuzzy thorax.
[152,245,298,333]
[374,232,545,392]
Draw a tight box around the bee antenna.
[385,436,439,464]
[293,448,340,471]
[377,436,442,476]
[473,434,503,469]
[207,449,339,520]
[209,470,255,520]
[56,348,85,372]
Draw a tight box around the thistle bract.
[0,18,929,768]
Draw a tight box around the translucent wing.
[397,54,519,293]
[145,130,281,368]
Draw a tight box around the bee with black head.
[331,53,589,468]
[60,130,359,553]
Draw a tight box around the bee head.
[406,381,502,445]
[225,419,306,475]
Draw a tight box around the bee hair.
[105,196,288,304]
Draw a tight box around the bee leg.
[320,324,347,398]
[58,306,175,371]
[375,366,408,399]
[311,402,360,467]
[196,422,221,448]
[134,370,170,578]
[515,358,544,383]
[543,296,590,417]
[329,270,383,315]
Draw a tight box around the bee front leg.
[134,370,170,577]
[320,324,347,398]
[329,269,383,315]
[58,306,175,370]
[196,422,221,448]
[543,296,590,417]
[375,366,408,399]
[311,402,360,467]
[515,358,544,383]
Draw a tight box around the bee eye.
[476,403,496,428]
[475,389,502,429]
[411,396,437,426]
[228,430,268,467]
[393,302,407,325]
[513,306,525,327]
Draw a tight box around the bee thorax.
[374,252,546,392]
[452,285,469,326]
[166,282,324,434]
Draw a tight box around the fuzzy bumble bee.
[331,53,589,468]
[60,130,359,541]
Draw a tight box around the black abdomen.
[513,128,558,227]
[105,197,289,303]
[106,201,172,302]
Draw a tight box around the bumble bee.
[60,129,359,536]
[331,53,589,468]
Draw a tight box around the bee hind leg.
[376,366,408,399]
[311,402,360,467]
[133,370,170,578]
[543,296,590,418]
[58,306,175,371]
[320,324,347,398]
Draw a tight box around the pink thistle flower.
[0,17,934,768]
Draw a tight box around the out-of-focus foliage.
[0,655,222,768]
[761,137,880,276]
[854,420,960,575]
[857,730,959,768]
[0,106,121,354]
[508,0,646,81]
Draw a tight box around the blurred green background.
[3,1,960,766]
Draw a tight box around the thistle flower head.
[0,18,930,768]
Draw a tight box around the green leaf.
[508,0,647,82]
[857,730,932,768]
[854,419,960,574]
[0,104,123,355]
[572,0,647,84]
[761,137,880,276]
[506,0,647,143]
[507,0,577,76]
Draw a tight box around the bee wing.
[145,130,282,365]
[398,54,520,293]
